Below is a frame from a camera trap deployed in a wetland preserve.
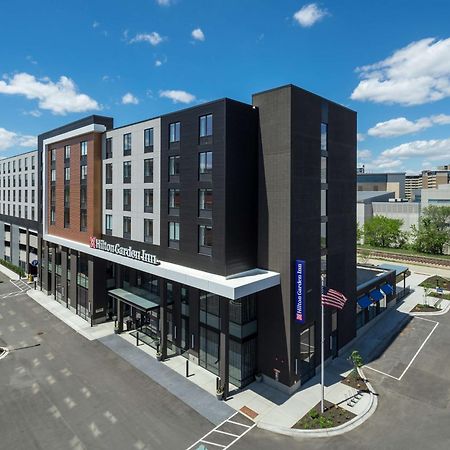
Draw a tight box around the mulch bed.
[411,304,441,313]
[292,400,356,429]
[341,371,368,391]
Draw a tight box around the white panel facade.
[0,150,38,221]
[103,118,161,245]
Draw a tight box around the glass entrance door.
[199,327,220,376]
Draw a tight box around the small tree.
[356,222,364,244]
[364,215,404,248]
[412,206,450,255]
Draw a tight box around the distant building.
[405,174,422,201]
[357,191,395,231]
[412,183,450,208]
[357,173,405,199]
[406,170,450,200]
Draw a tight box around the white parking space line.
[398,321,439,381]
[365,317,439,382]
[186,412,256,450]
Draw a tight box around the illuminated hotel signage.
[294,260,305,323]
[89,236,160,265]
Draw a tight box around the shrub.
[0,259,25,277]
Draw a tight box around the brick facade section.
[47,132,102,244]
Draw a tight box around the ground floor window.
[229,337,257,387]
[199,326,220,376]
[299,323,315,383]
[77,286,89,321]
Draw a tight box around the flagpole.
[321,274,325,414]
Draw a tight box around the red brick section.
[240,406,258,419]
[47,132,102,245]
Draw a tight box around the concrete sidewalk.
[23,268,450,437]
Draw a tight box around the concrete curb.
[409,301,450,316]
[257,368,378,438]
[0,264,20,280]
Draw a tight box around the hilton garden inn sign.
[89,236,160,265]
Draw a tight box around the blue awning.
[357,295,372,309]
[370,289,384,302]
[380,283,393,296]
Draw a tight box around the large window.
[123,189,131,211]
[144,158,153,183]
[80,141,88,157]
[144,219,153,243]
[123,216,131,239]
[144,189,153,213]
[321,123,328,152]
[80,165,87,181]
[144,128,154,151]
[123,133,132,155]
[321,156,327,184]
[105,189,112,210]
[105,137,113,159]
[169,155,180,180]
[80,210,87,232]
[168,221,180,249]
[105,214,112,235]
[199,114,213,139]
[199,225,212,256]
[105,163,113,184]
[123,161,131,183]
[64,167,70,182]
[199,189,212,218]
[321,221,327,249]
[168,189,180,215]
[299,323,316,382]
[80,186,87,209]
[199,151,212,180]
[169,122,180,143]
[64,145,71,160]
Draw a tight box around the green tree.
[363,215,405,248]
[356,222,364,244]
[412,205,450,254]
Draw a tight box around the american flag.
[322,286,348,310]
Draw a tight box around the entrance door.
[199,327,220,376]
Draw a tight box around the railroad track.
[357,248,450,268]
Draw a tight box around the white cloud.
[351,37,450,105]
[0,127,36,151]
[155,60,163,67]
[122,92,139,105]
[26,55,37,65]
[0,72,100,115]
[357,149,372,159]
[130,32,164,46]
[23,109,42,118]
[156,0,172,5]
[293,3,328,27]
[92,21,100,28]
[368,114,450,138]
[381,138,450,161]
[357,133,365,142]
[160,90,196,104]
[191,28,205,42]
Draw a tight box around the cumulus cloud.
[351,37,450,105]
[293,3,329,27]
[381,138,450,160]
[0,127,36,151]
[160,90,196,104]
[0,72,100,115]
[155,60,163,67]
[357,149,372,159]
[122,92,139,105]
[23,110,42,118]
[156,0,172,5]
[357,133,365,142]
[368,114,450,138]
[130,32,164,46]
[191,28,205,42]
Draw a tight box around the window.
[31,190,35,203]
[199,114,213,138]
[24,158,28,170]
[144,219,153,243]
[64,186,70,206]
[18,206,21,218]
[123,133,132,155]
[169,155,180,180]
[12,160,15,172]
[168,189,180,215]
[105,189,113,210]
[299,324,316,382]
[123,161,131,183]
[80,186,87,209]
[321,189,327,216]
[25,206,28,219]
[144,128,154,150]
[31,156,35,169]
[18,159,21,171]
[13,191,16,202]
[64,207,70,228]
[105,163,113,184]
[18,191,21,202]
[144,158,153,183]
[168,221,180,249]
[321,156,327,184]
[199,189,212,218]
[169,122,180,143]
[80,141,88,157]
[321,123,328,152]
[64,145,71,160]
[123,216,131,239]
[199,225,212,256]
[13,176,15,187]
[321,222,327,250]
[144,189,153,213]
[105,214,112,235]
[199,151,212,180]
[31,206,35,220]
[123,189,131,211]
[50,150,56,163]
[105,137,112,159]
[80,165,88,181]
[25,174,28,186]
[64,167,70,182]
[80,210,87,232]
[18,175,21,187]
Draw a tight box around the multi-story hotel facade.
[27,84,360,393]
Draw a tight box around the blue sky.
[1,0,450,174]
